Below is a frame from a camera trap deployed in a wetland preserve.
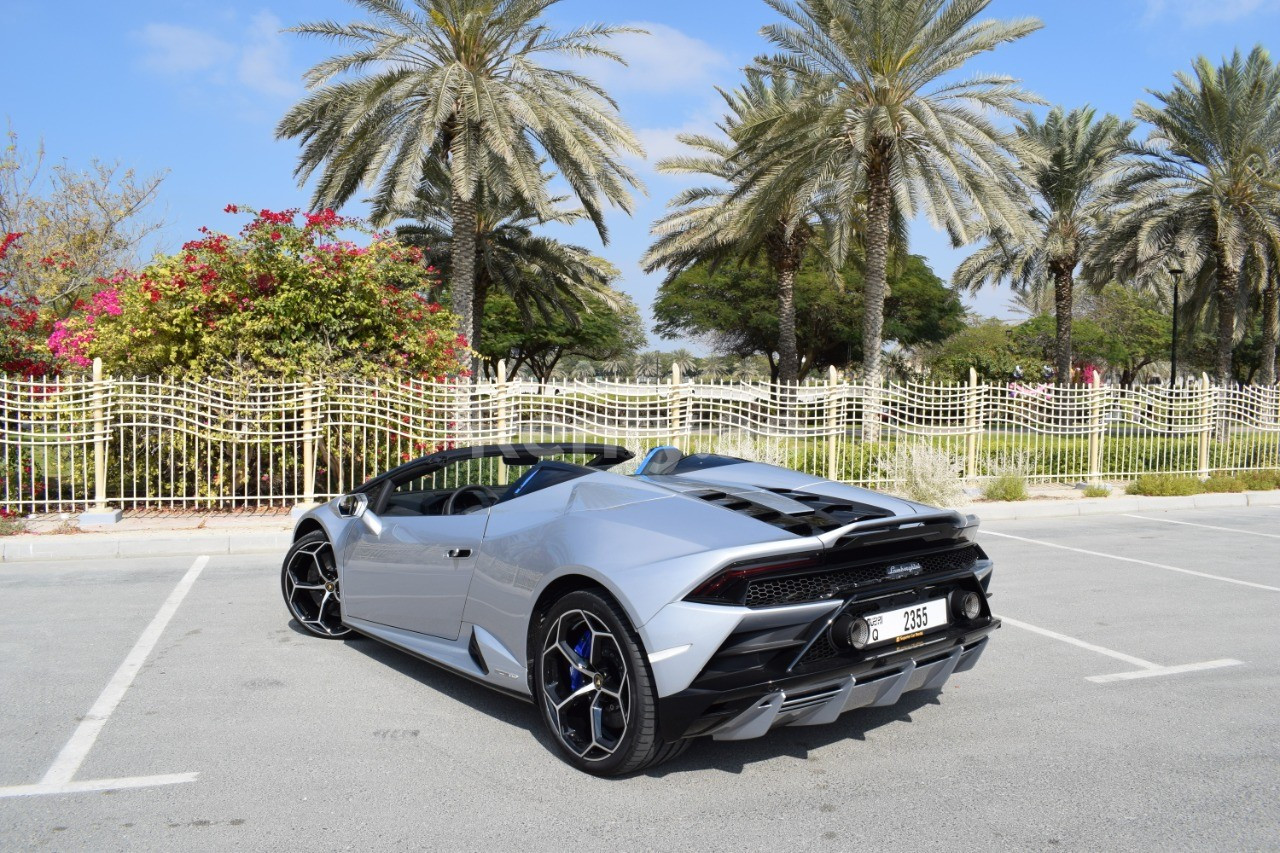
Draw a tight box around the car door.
[341,475,490,641]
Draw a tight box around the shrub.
[713,432,787,468]
[1081,484,1111,498]
[980,452,1030,501]
[876,442,966,507]
[1125,475,1204,496]
[1236,469,1280,490]
[982,475,1028,501]
[1202,474,1246,493]
[51,206,464,379]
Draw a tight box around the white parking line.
[999,616,1244,684]
[0,555,207,799]
[984,530,1280,592]
[1123,514,1280,539]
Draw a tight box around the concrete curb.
[2,530,293,563]
[969,489,1280,521]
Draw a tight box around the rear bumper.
[656,617,999,741]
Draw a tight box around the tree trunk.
[1214,255,1239,384]
[472,276,489,380]
[450,190,479,378]
[1051,259,1075,385]
[862,144,893,387]
[775,241,802,385]
[1260,279,1279,386]
[764,224,806,386]
[861,141,894,442]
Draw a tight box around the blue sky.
[8,0,1280,349]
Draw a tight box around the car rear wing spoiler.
[816,510,978,551]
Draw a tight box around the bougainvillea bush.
[0,232,58,376]
[50,206,466,379]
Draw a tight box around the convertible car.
[283,442,999,775]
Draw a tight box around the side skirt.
[344,617,534,702]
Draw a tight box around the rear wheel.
[281,531,352,639]
[534,590,688,775]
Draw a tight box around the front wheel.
[533,590,688,775]
[281,531,352,639]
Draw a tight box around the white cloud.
[576,22,732,95]
[1144,0,1280,24]
[137,23,234,74]
[136,12,299,99]
[237,12,300,98]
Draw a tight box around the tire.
[533,590,689,776]
[281,530,352,639]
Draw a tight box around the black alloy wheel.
[533,590,688,775]
[281,530,352,639]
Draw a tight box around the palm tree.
[276,0,643,354]
[599,354,633,380]
[954,107,1134,384]
[736,0,1041,393]
[1087,48,1280,382]
[644,74,831,384]
[668,348,699,378]
[1261,264,1280,385]
[393,163,619,363]
[1006,287,1055,319]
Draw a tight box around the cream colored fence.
[2,361,1278,513]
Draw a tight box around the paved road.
[1,506,1277,851]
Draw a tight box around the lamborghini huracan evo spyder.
[283,443,999,775]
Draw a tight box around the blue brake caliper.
[568,628,593,691]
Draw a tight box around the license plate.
[864,598,948,646]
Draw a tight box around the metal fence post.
[78,357,121,526]
[1088,371,1104,483]
[669,362,683,442]
[1199,373,1213,476]
[301,379,316,506]
[965,368,980,480]
[496,360,510,487]
[827,366,841,481]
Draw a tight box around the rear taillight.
[686,554,821,605]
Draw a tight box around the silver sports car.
[283,443,999,775]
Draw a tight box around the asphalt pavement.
[1,504,1277,851]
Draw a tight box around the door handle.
[446,548,472,559]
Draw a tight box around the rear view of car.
[282,443,998,775]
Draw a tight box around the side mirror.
[336,493,368,518]
[337,493,382,535]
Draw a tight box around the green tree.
[924,318,1021,383]
[477,289,642,383]
[1081,283,1172,385]
[654,254,962,380]
[953,107,1134,384]
[736,0,1041,395]
[1088,47,1280,382]
[277,0,643,352]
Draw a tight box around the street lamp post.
[1169,260,1184,389]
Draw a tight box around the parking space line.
[999,616,1159,669]
[984,531,1280,592]
[999,615,1244,684]
[0,773,199,799]
[0,555,207,800]
[1085,660,1244,684]
[1122,514,1280,539]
